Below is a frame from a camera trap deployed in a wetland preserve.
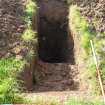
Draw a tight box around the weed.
[0,58,25,103]
[22,28,36,42]
[69,5,103,94]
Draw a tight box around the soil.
[1,0,102,102]
[37,0,68,23]
[0,0,26,58]
[73,0,105,35]
[33,59,79,92]
[37,0,75,63]
[29,0,80,92]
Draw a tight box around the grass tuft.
[69,5,104,94]
[0,57,25,103]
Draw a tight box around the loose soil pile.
[0,0,26,58]
[71,0,105,35]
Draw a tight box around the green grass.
[0,57,25,103]
[64,97,104,105]
[22,28,36,42]
[22,0,37,59]
[25,0,37,19]
[0,0,37,103]
[69,5,103,94]
[0,58,25,79]
[23,0,37,42]
[69,5,96,56]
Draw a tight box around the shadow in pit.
[38,17,75,64]
[37,0,75,64]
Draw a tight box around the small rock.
[11,47,21,54]
[5,52,12,58]
[16,55,23,59]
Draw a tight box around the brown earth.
[28,0,79,92]
[22,0,82,93]
[0,0,100,100]
[32,59,79,92]
[0,0,26,58]
[71,0,105,35]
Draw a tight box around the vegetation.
[1,0,105,104]
[70,5,105,94]
[0,0,37,103]
[24,0,37,40]
[64,97,103,105]
[23,0,37,60]
[0,58,25,103]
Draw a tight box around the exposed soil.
[0,0,105,103]
[73,0,105,35]
[30,0,80,92]
[33,59,79,92]
[0,0,26,58]
[0,0,83,94]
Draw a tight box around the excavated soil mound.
[0,0,26,58]
[72,0,105,35]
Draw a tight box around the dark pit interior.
[37,0,75,63]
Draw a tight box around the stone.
[11,47,21,54]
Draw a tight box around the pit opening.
[19,0,79,91]
[32,0,79,92]
[37,0,75,63]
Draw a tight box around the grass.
[22,0,37,43]
[64,97,104,105]
[22,28,36,42]
[22,0,37,60]
[0,0,37,103]
[25,0,37,19]
[30,97,60,105]
[0,58,25,79]
[16,96,104,105]
[0,57,25,103]
[69,5,95,56]
[1,0,105,104]
[69,5,105,94]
